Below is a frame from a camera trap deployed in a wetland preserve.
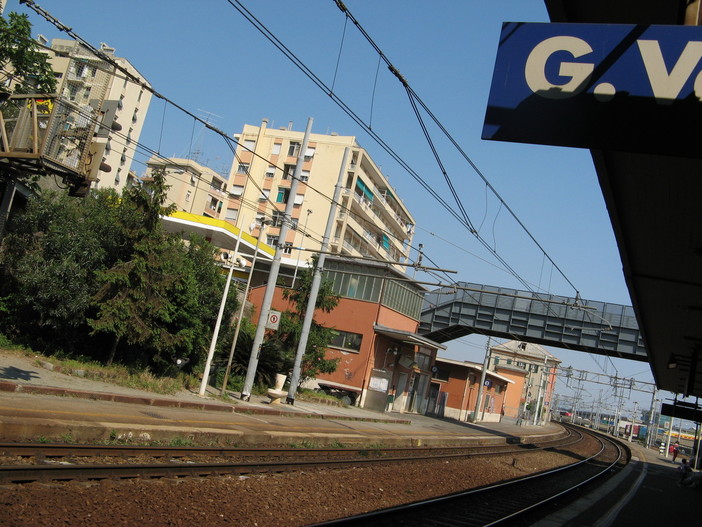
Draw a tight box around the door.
[392,373,407,412]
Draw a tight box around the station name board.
[483,23,702,157]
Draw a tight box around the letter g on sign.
[525,36,595,99]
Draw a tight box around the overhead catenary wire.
[23,1,616,344]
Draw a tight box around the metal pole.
[472,337,491,423]
[286,147,350,404]
[198,260,236,397]
[532,354,548,425]
[291,208,312,289]
[646,389,658,448]
[241,117,313,400]
[220,221,269,395]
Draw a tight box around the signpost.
[483,23,702,157]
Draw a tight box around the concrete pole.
[533,354,548,425]
[472,337,491,423]
[220,221,269,396]
[291,208,312,289]
[286,147,350,404]
[646,389,658,448]
[241,117,313,400]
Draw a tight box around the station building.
[429,357,513,422]
[247,256,446,414]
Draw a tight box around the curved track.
[312,425,628,526]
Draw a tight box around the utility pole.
[220,219,270,396]
[286,147,350,405]
[241,117,313,401]
[291,208,312,289]
[472,337,491,423]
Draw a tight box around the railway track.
[0,426,579,484]
[312,426,628,526]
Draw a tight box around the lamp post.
[198,250,240,397]
[220,219,270,396]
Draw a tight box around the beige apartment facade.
[45,38,152,193]
[225,120,416,272]
[144,156,228,219]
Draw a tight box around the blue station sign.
[483,23,702,157]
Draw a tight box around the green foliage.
[275,255,340,385]
[217,319,286,389]
[0,12,57,94]
[0,169,231,376]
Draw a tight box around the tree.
[0,170,234,373]
[0,12,56,95]
[276,255,341,386]
[0,188,130,353]
[88,170,193,367]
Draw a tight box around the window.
[276,188,290,203]
[415,353,431,371]
[243,139,256,151]
[432,368,450,382]
[255,212,267,225]
[267,235,279,247]
[185,191,192,202]
[237,162,250,175]
[209,197,220,210]
[283,242,293,255]
[259,189,270,201]
[265,165,276,178]
[293,193,304,205]
[300,170,310,182]
[493,357,500,366]
[282,164,296,180]
[225,208,238,221]
[229,185,244,197]
[271,143,281,155]
[330,330,362,352]
[304,147,316,161]
[287,141,301,157]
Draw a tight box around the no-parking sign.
[266,310,281,331]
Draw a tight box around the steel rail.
[0,427,575,462]
[311,426,626,526]
[0,427,581,484]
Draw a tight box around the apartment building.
[45,38,152,193]
[489,340,560,423]
[144,156,228,218]
[226,120,416,272]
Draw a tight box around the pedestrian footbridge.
[419,282,646,361]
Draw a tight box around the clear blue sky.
[9,0,679,415]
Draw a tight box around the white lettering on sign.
[637,40,702,104]
[525,36,594,99]
[525,36,702,104]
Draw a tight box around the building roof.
[374,324,446,351]
[435,356,515,384]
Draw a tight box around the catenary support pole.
[286,147,350,405]
[472,337,491,423]
[220,220,269,396]
[241,117,313,401]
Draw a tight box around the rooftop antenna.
[186,109,223,163]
